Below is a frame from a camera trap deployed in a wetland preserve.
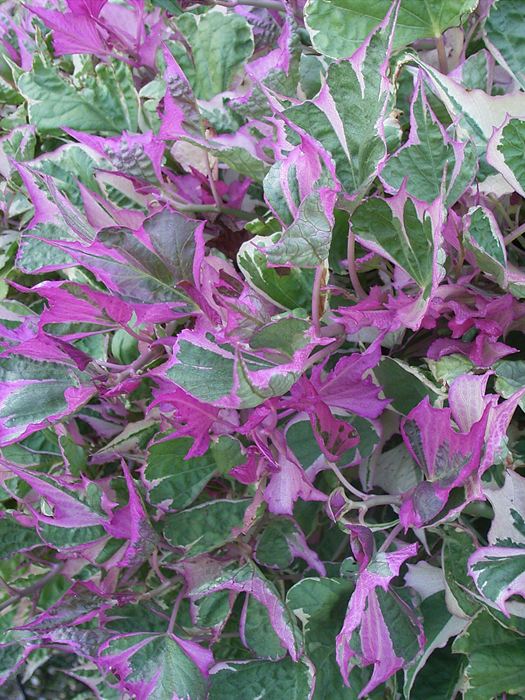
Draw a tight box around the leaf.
[406,55,525,148]
[241,596,286,660]
[190,561,303,661]
[410,645,465,700]
[486,117,525,197]
[28,144,103,207]
[484,0,525,90]
[381,78,477,206]
[99,632,213,700]
[442,527,481,618]
[452,611,525,700]
[0,342,95,446]
[209,658,315,700]
[336,544,422,693]
[18,58,138,134]
[287,577,356,699]
[468,546,525,616]
[60,227,193,306]
[259,190,336,268]
[463,205,507,287]
[142,209,198,284]
[255,517,326,574]
[400,398,489,527]
[373,357,442,415]
[163,499,250,556]
[237,238,315,310]
[351,189,441,299]
[145,436,243,511]
[165,324,321,409]
[184,11,254,100]
[0,516,42,558]
[402,564,467,698]
[484,469,525,547]
[494,359,525,411]
[305,0,478,59]
[284,5,397,195]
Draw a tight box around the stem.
[347,224,366,299]
[173,201,255,221]
[311,264,325,336]
[0,563,64,613]
[215,0,284,10]
[167,585,186,635]
[331,463,367,500]
[436,35,448,74]
[378,523,403,553]
[504,221,525,246]
[139,578,178,601]
[203,149,222,209]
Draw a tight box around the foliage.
[0,0,525,698]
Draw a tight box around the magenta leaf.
[336,543,423,695]
[399,396,491,527]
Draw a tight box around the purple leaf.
[28,7,110,57]
[400,396,490,527]
[336,543,422,695]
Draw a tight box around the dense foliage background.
[1,0,525,697]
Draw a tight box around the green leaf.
[427,354,475,386]
[0,352,94,445]
[256,518,305,569]
[18,58,138,134]
[211,144,270,182]
[463,206,507,287]
[305,0,478,58]
[261,192,334,268]
[145,436,243,510]
[494,360,525,411]
[487,117,525,198]
[373,358,442,415]
[167,330,307,409]
[452,612,525,700]
[209,658,315,699]
[405,55,525,148]
[0,516,41,558]
[17,222,76,273]
[29,144,104,207]
[287,577,356,699]
[163,499,250,556]
[381,83,477,206]
[469,547,525,613]
[238,236,315,310]
[0,126,36,177]
[167,338,238,404]
[100,633,208,700]
[485,0,525,90]
[184,11,253,100]
[284,11,395,195]
[410,645,465,700]
[243,596,286,659]
[442,527,481,617]
[351,195,438,296]
[404,591,466,698]
[39,523,107,548]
